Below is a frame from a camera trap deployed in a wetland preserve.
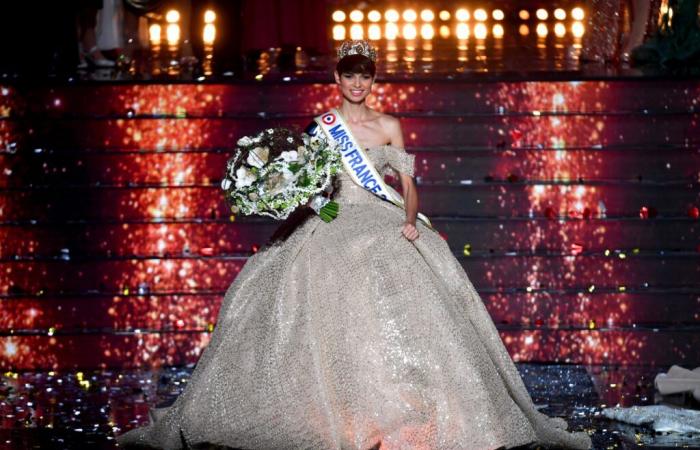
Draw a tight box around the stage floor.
[1,363,699,449]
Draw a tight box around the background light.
[332,10,346,22]
[385,9,400,22]
[554,22,566,37]
[204,10,216,23]
[333,24,346,40]
[420,9,435,22]
[149,24,161,45]
[554,8,567,20]
[571,7,585,21]
[402,23,417,39]
[492,9,505,21]
[492,23,504,38]
[403,9,418,22]
[166,23,180,45]
[203,24,216,44]
[385,22,399,39]
[439,10,451,21]
[536,9,549,20]
[474,9,488,21]
[456,23,470,39]
[165,9,180,23]
[572,21,585,37]
[474,22,487,39]
[368,24,381,40]
[350,23,363,39]
[349,10,364,23]
[519,24,530,35]
[439,24,450,38]
[519,10,530,20]
[455,8,470,21]
[367,10,381,22]
[536,22,548,37]
[420,23,435,39]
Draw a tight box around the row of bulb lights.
[148,9,217,47]
[331,7,587,40]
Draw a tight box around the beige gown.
[116,145,592,450]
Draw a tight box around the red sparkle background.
[0,81,698,370]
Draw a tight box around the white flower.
[221,178,232,190]
[267,168,296,196]
[252,136,262,143]
[234,166,257,188]
[266,128,274,134]
[277,150,298,162]
[286,136,294,143]
[246,146,269,168]
[237,136,253,146]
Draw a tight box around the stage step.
[1,79,699,369]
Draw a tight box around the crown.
[336,40,378,62]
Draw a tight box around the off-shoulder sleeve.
[384,144,415,177]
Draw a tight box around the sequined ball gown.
[116,145,592,450]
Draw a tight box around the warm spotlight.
[203,24,216,44]
[571,7,585,21]
[385,9,400,22]
[554,22,566,37]
[554,8,566,20]
[455,8,470,21]
[421,9,435,22]
[402,23,417,39]
[439,24,450,38]
[349,10,364,22]
[149,23,161,45]
[474,22,487,39]
[166,9,180,23]
[492,23,504,38]
[474,9,488,21]
[350,23,364,39]
[166,23,180,45]
[536,22,548,37]
[385,22,399,39]
[519,10,530,20]
[333,24,346,40]
[332,10,346,22]
[420,24,435,39]
[403,9,418,22]
[456,23,470,39]
[571,21,585,37]
[368,24,381,40]
[492,9,505,21]
[367,10,381,22]
[536,9,548,20]
[439,10,451,21]
[519,24,530,36]
[204,9,216,23]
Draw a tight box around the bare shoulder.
[376,111,401,130]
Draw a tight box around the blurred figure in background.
[77,0,117,68]
[581,0,662,63]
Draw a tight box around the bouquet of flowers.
[220,127,341,222]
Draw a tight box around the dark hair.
[335,54,376,77]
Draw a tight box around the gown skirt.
[116,145,592,449]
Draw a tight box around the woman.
[115,40,592,449]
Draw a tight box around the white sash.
[311,108,432,228]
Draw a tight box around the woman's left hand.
[401,221,419,241]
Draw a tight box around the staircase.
[1,79,698,370]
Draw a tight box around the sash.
[311,108,432,228]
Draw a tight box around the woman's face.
[334,71,375,103]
